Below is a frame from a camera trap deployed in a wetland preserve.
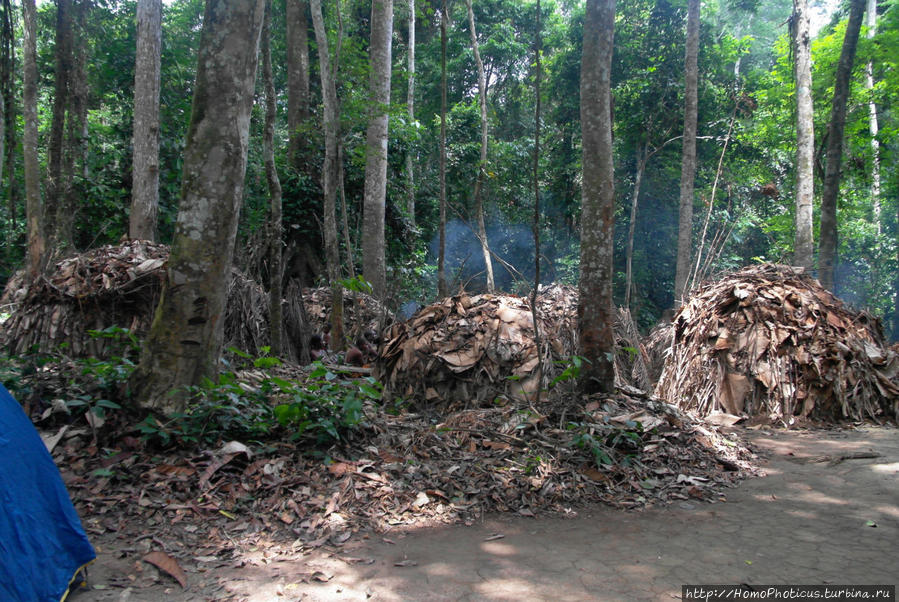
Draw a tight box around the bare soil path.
[72,426,899,601]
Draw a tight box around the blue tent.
[0,383,96,602]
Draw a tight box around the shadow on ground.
[73,426,898,601]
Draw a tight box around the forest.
[1,1,898,596]
[0,0,895,330]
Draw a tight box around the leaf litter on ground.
[49,376,759,595]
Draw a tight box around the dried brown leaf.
[143,551,188,589]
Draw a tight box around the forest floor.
[68,425,898,601]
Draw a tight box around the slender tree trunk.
[625,144,647,311]
[531,0,542,402]
[361,0,392,299]
[46,0,73,254]
[56,0,88,252]
[262,0,284,356]
[673,0,699,307]
[130,0,162,241]
[437,0,448,298]
[22,0,43,278]
[338,142,356,278]
[818,0,865,291]
[1,0,15,230]
[578,0,616,395]
[792,0,814,270]
[130,0,266,415]
[0,1,5,215]
[466,0,494,293]
[405,0,415,227]
[286,0,309,169]
[310,0,345,350]
[66,0,87,180]
[864,0,880,234]
[689,104,738,291]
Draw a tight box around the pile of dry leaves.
[0,243,395,363]
[302,286,394,339]
[655,264,899,423]
[376,285,649,406]
[55,385,755,570]
[0,240,168,356]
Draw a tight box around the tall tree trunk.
[625,144,647,312]
[262,0,284,356]
[310,0,344,350]
[46,0,73,254]
[437,0,448,298]
[0,0,5,219]
[673,0,699,307]
[130,0,266,415]
[466,0,494,293]
[818,0,865,291]
[1,0,15,230]
[130,0,162,241]
[864,0,880,234]
[531,0,542,402]
[286,0,309,169]
[578,0,616,395]
[792,0,814,270]
[338,141,356,278]
[22,0,43,278]
[57,0,88,251]
[66,0,87,180]
[361,0,393,300]
[405,0,415,227]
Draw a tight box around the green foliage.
[273,362,381,443]
[136,360,379,447]
[569,419,644,468]
[338,274,374,295]
[549,354,585,388]
[0,327,138,429]
[3,0,897,338]
[136,370,278,446]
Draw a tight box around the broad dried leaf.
[143,551,188,588]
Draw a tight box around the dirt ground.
[71,425,898,601]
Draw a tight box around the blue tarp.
[0,384,96,602]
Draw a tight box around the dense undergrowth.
[0,328,382,451]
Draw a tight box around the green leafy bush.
[273,362,381,443]
[137,360,381,447]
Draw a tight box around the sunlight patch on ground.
[798,491,850,506]
[870,462,899,475]
[480,541,518,557]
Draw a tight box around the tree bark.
[864,0,880,234]
[22,0,43,278]
[130,0,162,241]
[466,0,494,293]
[130,0,266,415]
[578,0,616,395]
[437,0,448,298]
[361,0,393,300]
[66,0,88,184]
[818,0,865,291]
[405,0,415,227]
[262,0,284,356]
[792,0,814,270]
[531,0,543,402]
[286,0,309,169]
[673,0,699,307]
[1,0,14,230]
[0,0,5,218]
[46,0,74,254]
[310,0,345,350]
[338,141,356,278]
